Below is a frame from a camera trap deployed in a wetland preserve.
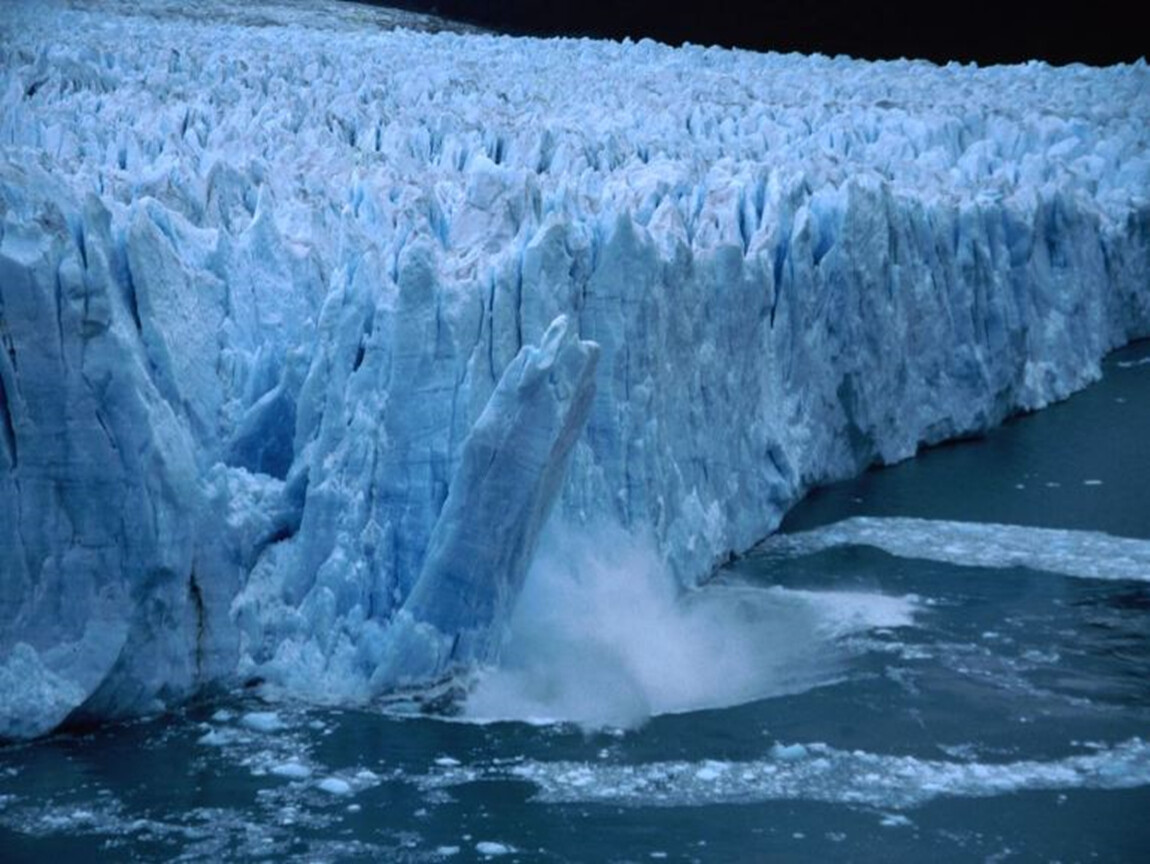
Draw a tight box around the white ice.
[1,0,1148,736]
[462,524,918,727]
[421,737,1150,809]
[475,842,515,857]
[240,711,286,733]
[756,517,1150,581]
[317,777,352,796]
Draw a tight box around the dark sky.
[354,0,1145,66]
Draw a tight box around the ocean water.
[1,341,1147,862]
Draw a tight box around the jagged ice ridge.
[1,0,1148,738]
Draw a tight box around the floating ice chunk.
[695,761,729,781]
[317,777,352,796]
[880,814,913,828]
[198,728,242,747]
[770,743,810,761]
[270,761,312,780]
[424,738,1150,809]
[476,842,515,856]
[240,712,286,733]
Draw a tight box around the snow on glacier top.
[4,0,1148,258]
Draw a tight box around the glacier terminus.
[1,0,1148,740]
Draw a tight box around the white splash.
[422,738,1150,809]
[462,524,918,728]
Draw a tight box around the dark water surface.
[2,341,1148,862]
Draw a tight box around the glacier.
[1,0,1148,739]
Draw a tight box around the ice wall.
[1,0,1148,737]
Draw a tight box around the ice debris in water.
[317,777,353,796]
[880,814,914,828]
[0,0,1148,738]
[198,727,242,747]
[757,518,1150,582]
[770,743,810,761]
[240,712,286,733]
[475,842,515,857]
[270,761,312,780]
[421,738,1150,809]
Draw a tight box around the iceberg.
[1,0,1148,738]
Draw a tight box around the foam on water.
[757,517,1150,581]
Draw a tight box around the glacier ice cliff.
[1,0,1148,738]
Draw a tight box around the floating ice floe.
[756,517,1150,581]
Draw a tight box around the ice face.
[1,0,1149,737]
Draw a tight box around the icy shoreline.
[2,0,1148,738]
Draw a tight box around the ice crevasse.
[1,0,1148,738]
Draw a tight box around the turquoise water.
[1,341,1148,862]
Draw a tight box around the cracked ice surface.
[1,0,1149,737]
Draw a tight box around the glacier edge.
[1,0,1149,738]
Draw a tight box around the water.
[2,341,1148,862]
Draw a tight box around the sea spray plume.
[462,522,917,728]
